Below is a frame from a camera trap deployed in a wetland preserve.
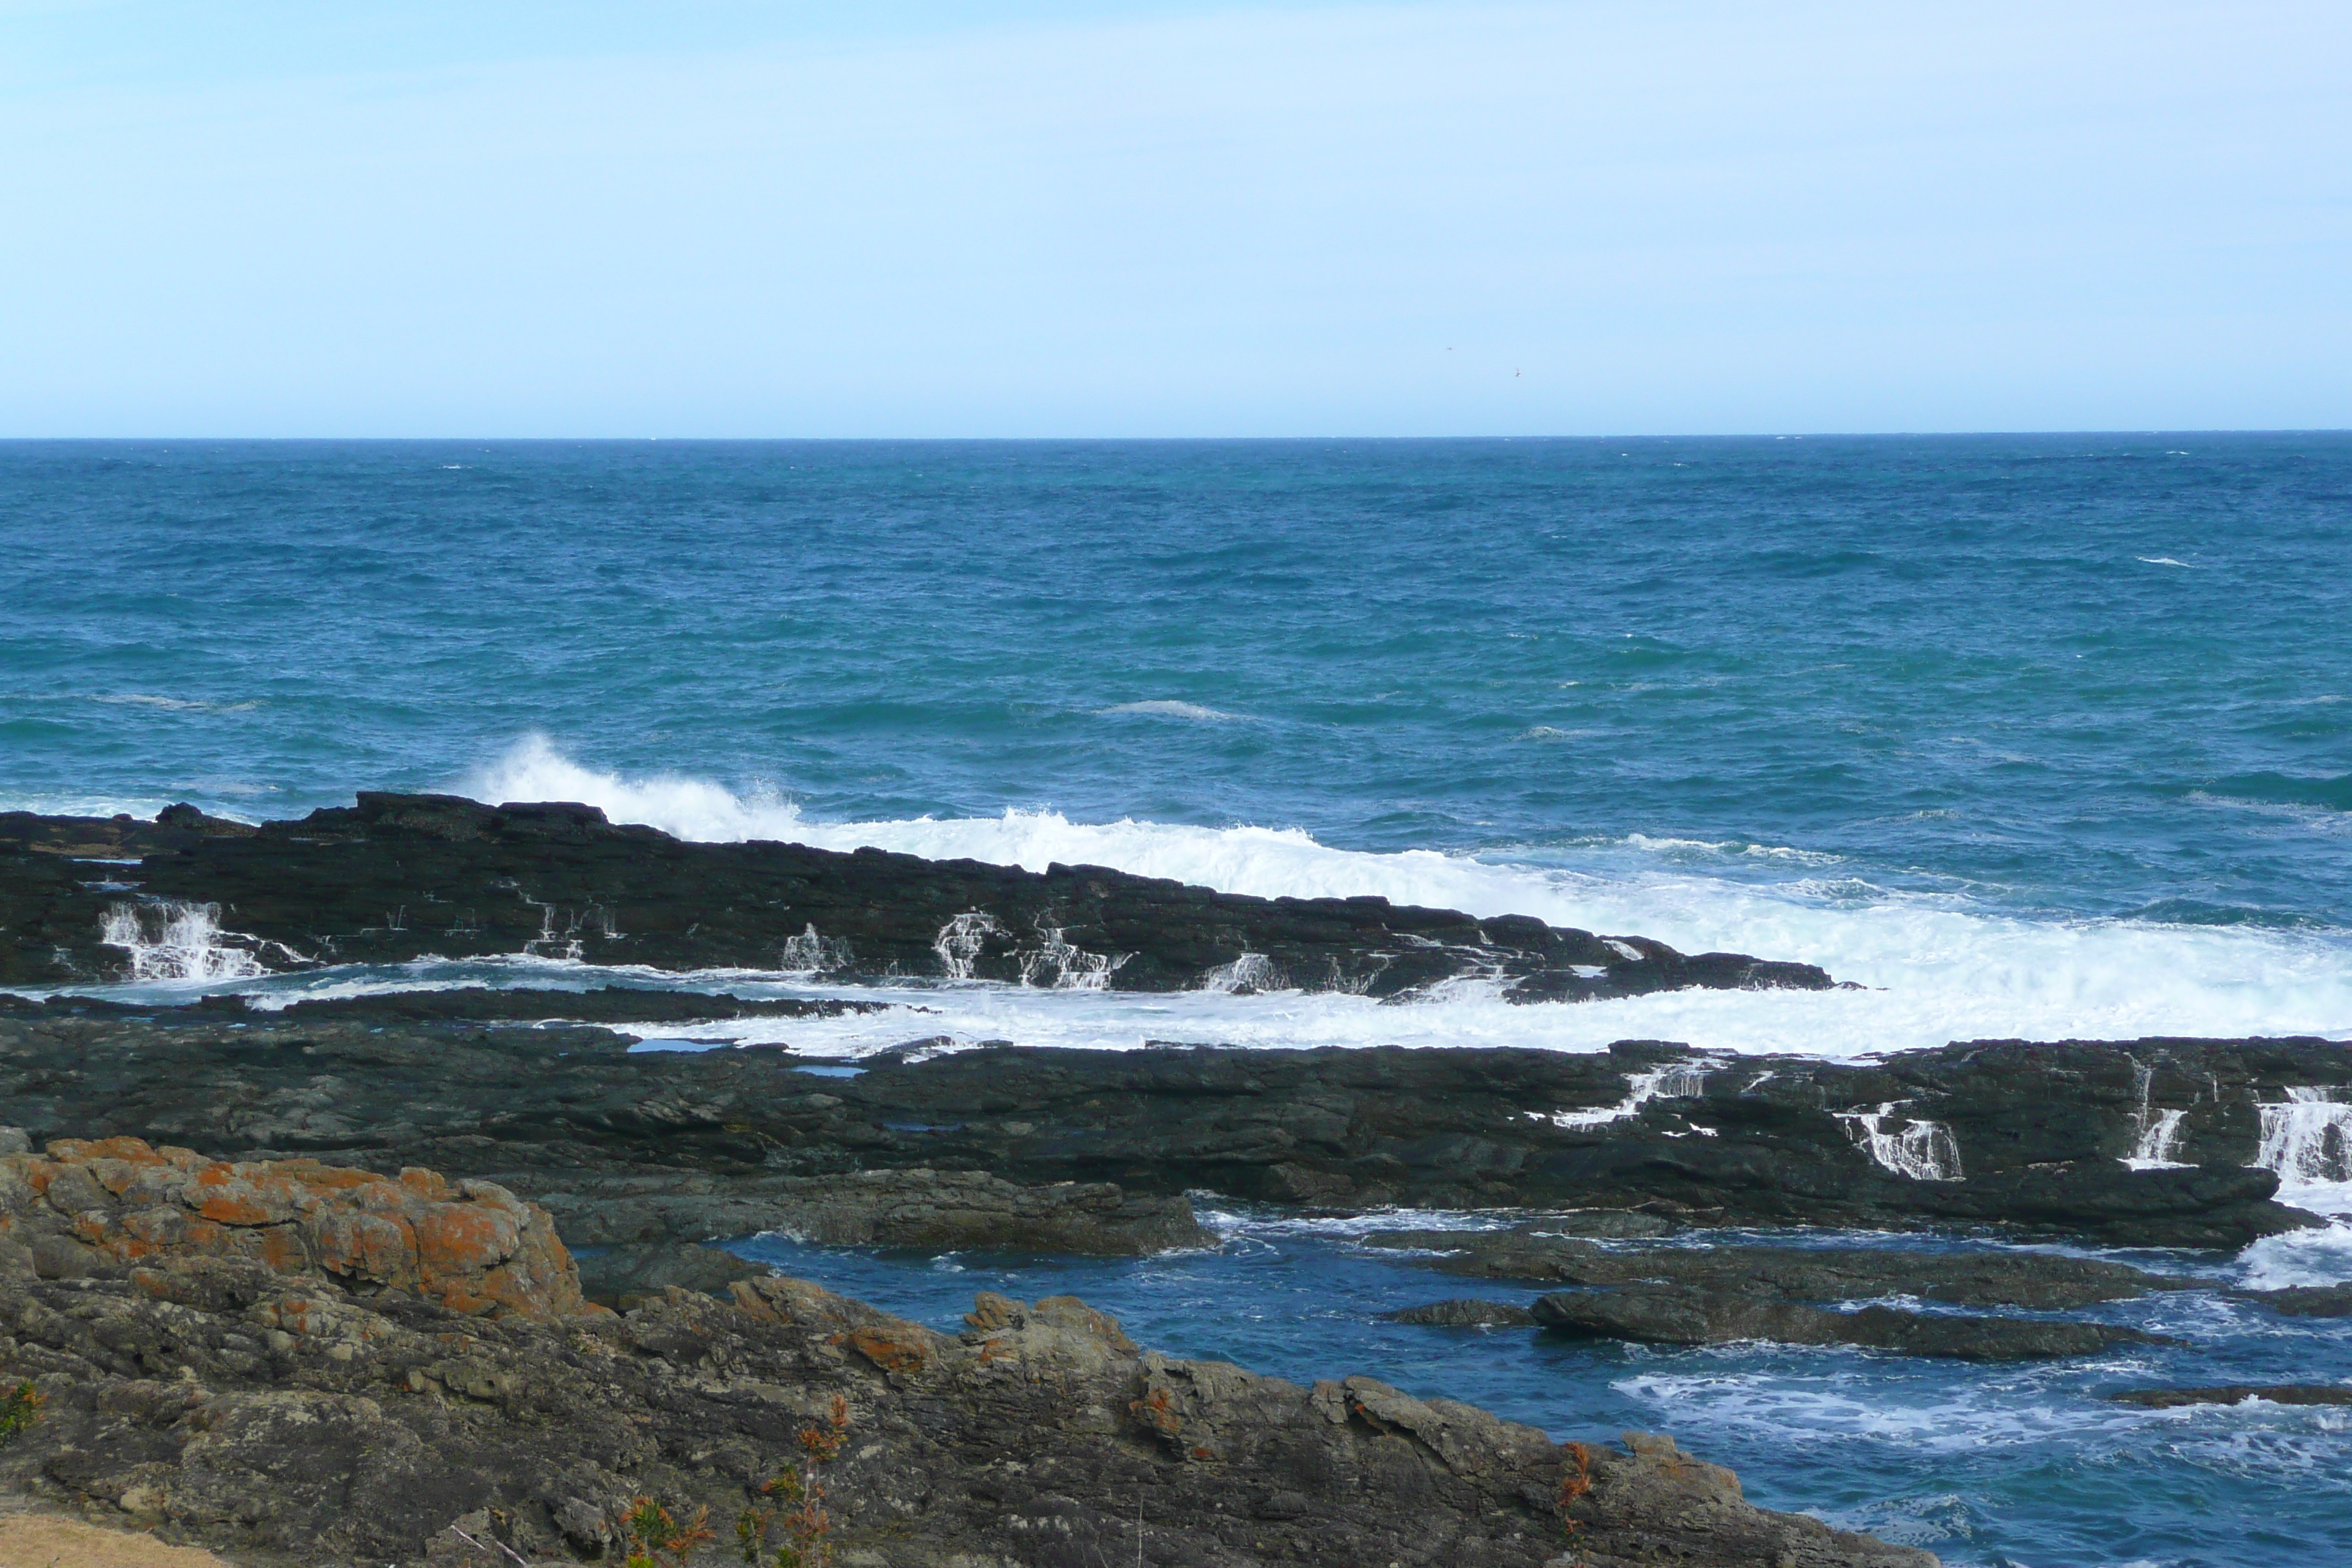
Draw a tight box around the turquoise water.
[7,435,2352,1564]
[6,436,2347,927]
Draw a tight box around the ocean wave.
[2239,1222,2352,1290]
[442,739,2352,1056]
[88,694,260,713]
[1094,700,1251,723]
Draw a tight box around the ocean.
[6,434,2351,1565]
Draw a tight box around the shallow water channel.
[723,1211,2352,1568]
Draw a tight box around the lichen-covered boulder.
[0,1136,585,1319]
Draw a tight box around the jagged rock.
[2228,1284,2352,1316]
[1531,1286,2168,1360]
[0,1251,1935,1567]
[0,796,1830,1003]
[2107,1384,2352,1408]
[0,1137,585,1319]
[575,1242,766,1309]
[1382,1298,1539,1327]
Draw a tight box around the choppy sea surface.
[6,436,2351,1565]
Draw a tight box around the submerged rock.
[1382,1298,1539,1327]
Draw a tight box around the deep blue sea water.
[7,436,2352,1565]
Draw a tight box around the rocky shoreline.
[5,801,2352,1564]
[1,796,1830,1002]
[1,996,2332,1248]
[0,1137,1931,1568]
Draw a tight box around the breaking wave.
[448,739,2352,1058]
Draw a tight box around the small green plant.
[625,1498,714,1568]
[0,1382,45,1446]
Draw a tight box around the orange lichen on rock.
[0,1137,585,1319]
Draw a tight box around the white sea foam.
[445,737,2352,1059]
[1836,1104,1964,1182]
[2239,1221,2352,1290]
[1095,700,1250,723]
[99,901,266,983]
[88,694,260,713]
[2253,1088,2352,1214]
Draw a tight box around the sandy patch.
[0,1511,230,1568]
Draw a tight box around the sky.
[2,0,2347,437]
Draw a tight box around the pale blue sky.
[4,1,2346,435]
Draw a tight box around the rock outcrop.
[2107,1384,2352,1408]
[574,1242,766,1311]
[1,796,1831,1003]
[1528,1286,2168,1361]
[0,1243,1934,1568]
[1362,1227,2197,1308]
[530,1166,1215,1254]
[0,1137,584,1321]
[0,1006,2337,1247]
[1367,1231,2188,1360]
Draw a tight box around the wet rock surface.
[2227,1284,2352,1317]
[0,1186,1936,1567]
[1529,1286,2168,1361]
[0,1009,2334,1248]
[1362,1226,2197,1308]
[2106,1384,2352,1408]
[1,796,1831,1003]
[1368,1230,2190,1360]
[1382,1299,1540,1327]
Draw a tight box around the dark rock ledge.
[0,1006,2334,1248]
[0,1138,1933,1568]
[1,796,1831,1003]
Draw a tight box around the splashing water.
[1017,928,1128,991]
[98,902,266,982]
[1528,1062,1713,1130]
[931,913,1002,981]
[2122,1060,2193,1170]
[2253,1088,2352,1213]
[1203,952,1284,993]
[780,924,854,975]
[1837,1104,1964,1182]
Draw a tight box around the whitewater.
[394,736,2351,1062]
